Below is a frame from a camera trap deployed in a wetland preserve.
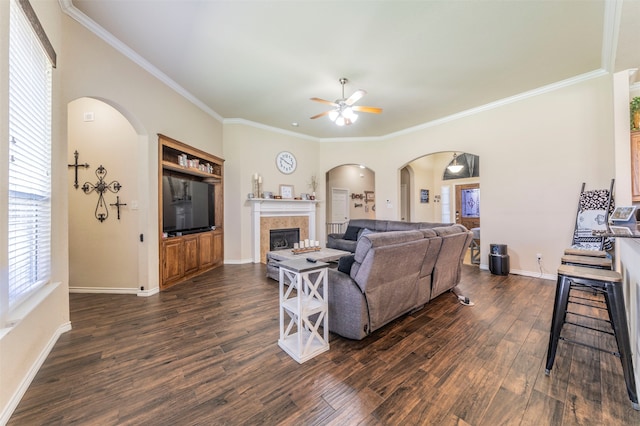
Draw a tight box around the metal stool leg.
[545,274,571,374]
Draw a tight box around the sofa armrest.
[326,269,370,340]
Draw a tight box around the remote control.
[306,257,317,263]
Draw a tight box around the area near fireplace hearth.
[249,199,318,263]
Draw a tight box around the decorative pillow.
[576,209,607,231]
[337,254,356,274]
[357,228,374,240]
[343,226,361,241]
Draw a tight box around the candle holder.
[252,174,263,198]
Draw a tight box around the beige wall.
[223,123,319,263]
[68,98,139,291]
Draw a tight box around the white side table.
[278,258,329,363]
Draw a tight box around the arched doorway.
[67,97,152,294]
[325,164,375,234]
[401,151,480,264]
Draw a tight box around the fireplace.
[270,228,300,251]
[250,199,317,263]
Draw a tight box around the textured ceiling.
[69,0,640,139]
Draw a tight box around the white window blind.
[7,0,52,309]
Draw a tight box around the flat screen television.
[162,174,214,235]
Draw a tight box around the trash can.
[489,244,510,275]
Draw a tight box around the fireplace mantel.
[249,199,319,263]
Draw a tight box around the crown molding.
[223,118,321,142]
[601,0,623,72]
[58,0,223,123]
[383,69,609,140]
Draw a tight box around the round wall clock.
[276,151,297,174]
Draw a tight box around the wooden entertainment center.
[159,134,224,289]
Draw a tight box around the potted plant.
[308,175,319,199]
[631,96,640,131]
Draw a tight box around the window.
[5,0,53,314]
[441,186,451,223]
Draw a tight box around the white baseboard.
[1,321,71,425]
[69,286,139,295]
[224,258,255,264]
[137,287,159,297]
[478,263,555,281]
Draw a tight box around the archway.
[401,151,481,264]
[325,164,375,235]
[67,97,152,294]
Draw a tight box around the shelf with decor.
[158,134,224,290]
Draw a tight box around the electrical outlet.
[536,253,542,261]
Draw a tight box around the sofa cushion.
[357,227,374,240]
[432,224,468,236]
[343,225,361,241]
[337,254,356,274]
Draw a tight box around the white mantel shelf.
[250,198,320,263]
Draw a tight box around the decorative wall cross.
[82,165,122,222]
[109,196,127,220]
[67,150,89,189]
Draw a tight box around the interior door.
[455,183,480,230]
[400,183,408,221]
[331,188,349,225]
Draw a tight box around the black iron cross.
[67,150,89,189]
[82,165,122,222]
[109,196,127,220]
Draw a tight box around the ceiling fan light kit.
[311,78,382,126]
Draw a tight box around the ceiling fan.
[310,78,382,126]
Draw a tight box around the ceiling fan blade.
[345,89,366,106]
[310,110,332,119]
[310,97,337,106]
[352,106,382,114]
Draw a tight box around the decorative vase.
[634,111,640,130]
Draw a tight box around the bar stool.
[561,254,612,269]
[564,248,607,258]
[545,264,639,410]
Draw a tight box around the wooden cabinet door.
[198,232,214,269]
[183,235,199,275]
[162,238,183,284]
[212,232,223,265]
[632,131,640,202]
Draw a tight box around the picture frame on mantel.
[280,184,294,199]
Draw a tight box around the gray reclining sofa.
[327,218,452,253]
[326,224,473,340]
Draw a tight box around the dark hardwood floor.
[9,263,640,425]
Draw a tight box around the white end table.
[278,258,329,363]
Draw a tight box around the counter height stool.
[564,248,608,258]
[560,254,612,269]
[545,264,638,410]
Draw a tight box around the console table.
[278,258,329,363]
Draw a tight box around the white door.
[400,183,408,221]
[331,188,349,225]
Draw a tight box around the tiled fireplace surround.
[250,199,317,263]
